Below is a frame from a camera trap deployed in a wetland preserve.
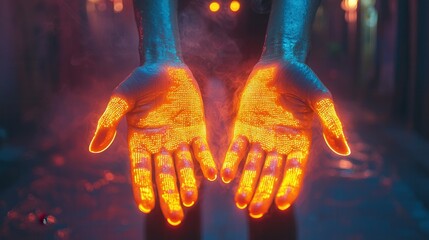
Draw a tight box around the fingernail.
[323,133,351,156]
[249,202,264,219]
[221,168,233,183]
[207,168,218,181]
[235,193,249,209]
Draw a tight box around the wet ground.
[1,37,429,240]
[2,77,429,240]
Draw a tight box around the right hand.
[89,62,217,226]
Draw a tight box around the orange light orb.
[230,1,240,12]
[209,2,220,12]
[342,0,358,11]
[113,2,123,13]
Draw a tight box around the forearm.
[261,0,321,62]
[133,0,182,64]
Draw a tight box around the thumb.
[89,96,131,153]
[313,98,351,156]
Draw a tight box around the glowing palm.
[221,62,350,218]
[89,64,217,226]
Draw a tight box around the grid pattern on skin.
[252,154,283,203]
[155,154,182,214]
[176,149,196,191]
[277,168,302,196]
[179,168,196,190]
[99,97,130,127]
[223,137,248,172]
[236,150,263,202]
[314,98,344,138]
[192,138,217,179]
[130,67,207,154]
[130,150,154,213]
[233,66,310,155]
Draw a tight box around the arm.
[221,0,350,218]
[133,0,182,64]
[261,0,321,62]
[89,0,217,226]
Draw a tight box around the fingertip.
[89,128,117,153]
[248,201,265,219]
[323,133,351,156]
[167,218,182,226]
[138,203,153,214]
[166,210,184,226]
[206,168,218,181]
[235,193,249,209]
[236,202,248,210]
[221,168,233,184]
[277,203,291,211]
[183,200,195,208]
[181,190,198,207]
[275,195,291,211]
[249,212,263,219]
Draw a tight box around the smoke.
[178,0,265,163]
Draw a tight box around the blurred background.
[1,0,429,239]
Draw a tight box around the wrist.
[134,0,182,64]
[259,43,304,63]
[259,0,320,63]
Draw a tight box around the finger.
[275,151,308,211]
[234,144,264,209]
[221,136,249,183]
[248,151,283,218]
[314,98,351,156]
[174,144,198,207]
[89,96,131,153]
[130,147,155,213]
[192,137,218,181]
[154,151,184,226]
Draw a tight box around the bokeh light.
[230,1,240,12]
[209,1,220,12]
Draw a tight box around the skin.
[89,0,217,226]
[221,0,351,218]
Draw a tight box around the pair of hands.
[89,59,350,226]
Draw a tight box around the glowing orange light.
[236,202,247,209]
[138,203,151,214]
[192,137,218,181]
[221,136,248,184]
[342,0,358,11]
[230,1,240,12]
[155,153,184,225]
[113,0,123,13]
[167,218,182,226]
[249,213,263,219]
[131,149,155,214]
[248,152,283,217]
[209,2,220,12]
[315,98,351,156]
[175,145,198,207]
[183,201,195,208]
[128,68,208,154]
[90,67,217,226]
[225,67,306,156]
[345,11,357,22]
[221,66,311,218]
[89,97,129,153]
[234,145,264,208]
[338,159,353,169]
[221,65,349,218]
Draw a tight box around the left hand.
[220,59,350,218]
